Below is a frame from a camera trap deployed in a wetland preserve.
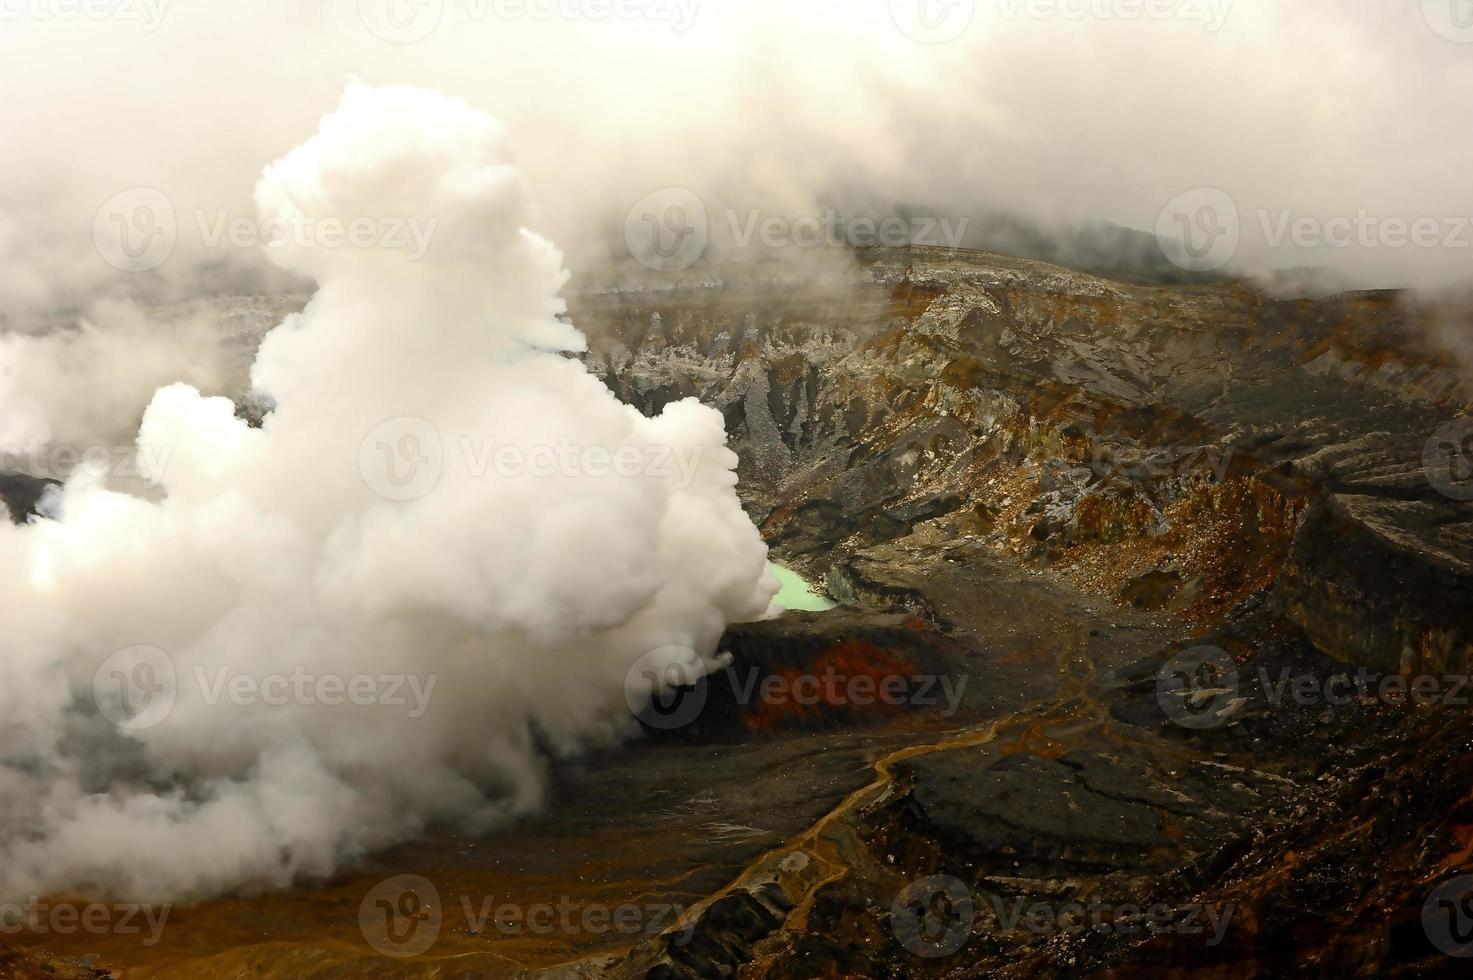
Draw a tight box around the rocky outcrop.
[1276,493,1473,675]
[570,246,1473,674]
[637,609,989,742]
[561,249,1473,978]
[0,472,56,523]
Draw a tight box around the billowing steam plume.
[0,83,775,902]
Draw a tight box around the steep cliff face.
[573,246,1473,674]
[566,247,1473,979]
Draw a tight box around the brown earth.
[5,246,1473,977]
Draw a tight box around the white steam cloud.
[0,83,775,902]
[4,1,1473,319]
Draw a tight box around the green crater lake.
[769,563,836,612]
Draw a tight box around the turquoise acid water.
[768,563,837,612]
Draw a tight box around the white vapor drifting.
[4,1,1473,317]
[0,83,775,902]
[0,300,227,466]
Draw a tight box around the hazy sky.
[2,0,1472,312]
